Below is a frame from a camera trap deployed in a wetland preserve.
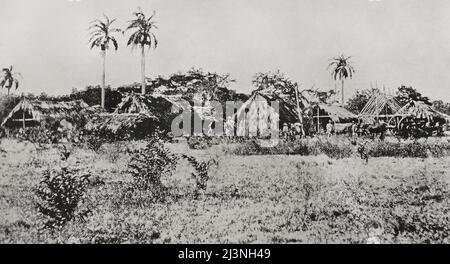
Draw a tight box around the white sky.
[1,0,450,102]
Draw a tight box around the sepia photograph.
[0,0,449,247]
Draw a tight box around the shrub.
[83,133,108,152]
[182,155,218,195]
[224,138,353,159]
[187,136,212,150]
[58,145,71,161]
[34,166,91,229]
[127,136,178,194]
[224,137,450,159]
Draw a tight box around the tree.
[0,66,21,95]
[395,85,431,106]
[327,54,355,106]
[432,100,450,115]
[125,8,158,95]
[252,70,307,136]
[345,89,372,114]
[252,70,298,104]
[88,14,121,108]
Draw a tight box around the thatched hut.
[311,104,357,133]
[84,113,159,140]
[1,98,92,129]
[115,93,225,136]
[227,92,298,138]
[114,93,184,131]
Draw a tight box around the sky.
[1,0,450,102]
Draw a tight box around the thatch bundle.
[84,113,159,139]
[395,101,450,120]
[316,104,357,122]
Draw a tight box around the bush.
[223,138,353,159]
[83,133,108,152]
[367,141,428,158]
[224,137,450,159]
[187,136,212,150]
[127,136,178,194]
[182,155,218,195]
[35,166,91,229]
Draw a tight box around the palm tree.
[327,54,355,106]
[0,66,21,95]
[125,8,158,95]
[88,14,121,108]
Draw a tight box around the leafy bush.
[187,136,212,150]
[367,141,428,158]
[127,136,178,194]
[83,133,108,152]
[224,138,353,158]
[182,155,218,195]
[59,145,71,161]
[34,166,91,229]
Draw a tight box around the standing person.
[357,140,369,164]
[294,123,302,140]
[326,120,334,137]
[351,121,358,139]
[282,123,289,140]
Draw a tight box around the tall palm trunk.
[141,45,146,95]
[101,50,106,108]
[341,79,344,106]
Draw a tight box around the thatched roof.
[395,101,450,120]
[84,113,159,139]
[359,92,401,123]
[227,92,298,137]
[115,92,227,134]
[1,98,91,128]
[316,104,357,122]
[114,93,187,130]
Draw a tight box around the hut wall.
[235,98,279,138]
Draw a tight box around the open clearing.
[1,137,449,244]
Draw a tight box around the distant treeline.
[1,68,449,122]
[7,68,249,111]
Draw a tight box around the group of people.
[281,122,304,140]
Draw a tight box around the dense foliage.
[127,136,178,191]
[35,166,90,229]
[224,137,450,159]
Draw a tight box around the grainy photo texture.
[0,0,449,244]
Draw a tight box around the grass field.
[1,137,449,244]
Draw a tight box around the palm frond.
[110,37,118,51]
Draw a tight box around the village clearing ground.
[0,138,449,243]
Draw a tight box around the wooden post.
[22,110,26,129]
[294,85,305,137]
[317,105,320,133]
